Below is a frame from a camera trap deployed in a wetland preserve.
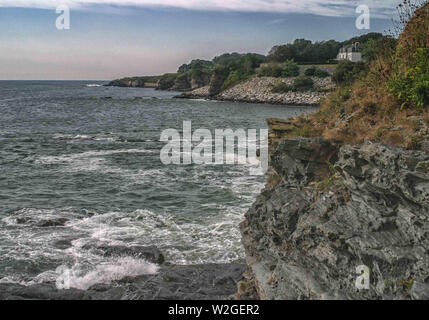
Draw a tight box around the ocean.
[0,80,316,290]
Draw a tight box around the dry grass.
[284,2,429,149]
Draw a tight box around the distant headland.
[106,32,392,106]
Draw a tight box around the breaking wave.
[55,257,159,290]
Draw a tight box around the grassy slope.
[286,2,429,150]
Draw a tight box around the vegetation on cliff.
[267,33,390,64]
[108,32,393,95]
[286,0,429,150]
[107,75,161,87]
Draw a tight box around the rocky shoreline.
[0,263,246,300]
[107,75,334,106]
[0,244,246,300]
[176,76,333,106]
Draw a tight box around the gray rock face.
[240,138,429,300]
[107,78,146,88]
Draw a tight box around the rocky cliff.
[108,72,211,92]
[107,77,147,88]
[237,118,429,300]
[106,76,160,88]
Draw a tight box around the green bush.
[292,75,314,91]
[388,48,429,108]
[314,68,330,78]
[270,76,314,93]
[221,53,266,89]
[304,66,316,76]
[362,36,397,62]
[258,63,283,77]
[258,60,300,78]
[222,70,250,89]
[304,66,330,78]
[332,60,367,84]
[281,60,300,77]
[270,81,292,93]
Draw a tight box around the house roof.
[339,43,361,53]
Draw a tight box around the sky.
[0,0,400,80]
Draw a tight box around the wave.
[52,133,118,143]
[68,208,246,265]
[54,257,159,290]
[85,84,102,87]
[33,148,155,173]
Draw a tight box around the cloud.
[0,0,399,18]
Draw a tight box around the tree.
[212,53,243,65]
[281,60,300,77]
[267,45,295,62]
[362,36,397,62]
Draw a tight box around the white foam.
[126,169,164,184]
[52,133,118,143]
[55,257,159,290]
[33,149,153,173]
[68,208,246,265]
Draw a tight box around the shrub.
[362,37,397,62]
[388,48,429,108]
[332,60,367,84]
[270,76,314,93]
[305,66,330,78]
[314,68,330,78]
[281,60,300,77]
[258,63,283,77]
[292,75,314,91]
[221,53,265,89]
[270,81,292,93]
[304,66,316,76]
[222,70,251,89]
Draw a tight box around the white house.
[337,42,363,62]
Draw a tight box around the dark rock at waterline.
[112,263,246,300]
[0,283,91,300]
[16,217,33,224]
[15,217,69,227]
[82,244,165,265]
[0,263,246,300]
[36,218,68,227]
[52,237,78,249]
